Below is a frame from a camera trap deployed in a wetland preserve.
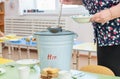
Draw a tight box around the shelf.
[0,2,4,32]
[0,22,4,26]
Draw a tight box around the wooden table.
[73,42,97,69]
[0,62,120,79]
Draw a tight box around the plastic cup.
[18,66,30,79]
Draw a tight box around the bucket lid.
[34,30,75,36]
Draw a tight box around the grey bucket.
[34,30,77,70]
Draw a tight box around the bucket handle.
[32,34,37,40]
[74,33,78,39]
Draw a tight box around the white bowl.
[5,34,16,38]
[16,59,40,67]
[71,15,92,23]
[0,68,6,75]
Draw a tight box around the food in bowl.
[0,68,6,75]
[25,37,31,42]
[32,38,36,42]
[71,15,92,23]
[5,34,16,39]
[0,37,9,42]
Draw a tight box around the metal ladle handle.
[47,3,63,33]
[57,3,63,27]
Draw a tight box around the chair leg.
[72,50,80,70]
[7,44,12,59]
[0,43,2,57]
[8,44,12,55]
[88,52,92,65]
[72,50,77,69]
[11,45,14,53]
[27,46,30,58]
[76,50,80,70]
[18,45,22,59]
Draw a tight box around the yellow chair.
[0,58,13,64]
[80,65,115,76]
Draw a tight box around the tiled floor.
[2,47,97,69]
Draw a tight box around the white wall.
[66,17,94,42]
[19,0,35,15]
[5,0,19,16]
[4,0,94,43]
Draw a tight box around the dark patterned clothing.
[82,0,120,76]
[82,0,120,46]
[97,45,120,76]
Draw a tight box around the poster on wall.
[9,0,15,9]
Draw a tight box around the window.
[19,0,89,15]
[36,0,56,10]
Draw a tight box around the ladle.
[48,3,63,33]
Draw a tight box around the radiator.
[5,16,67,37]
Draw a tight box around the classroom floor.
[2,47,97,69]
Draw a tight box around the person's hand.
[90,9,112,24]
[0,31,4,37]
[60,0,82,5]
[60,0,70,4]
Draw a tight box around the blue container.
[34,30,77,70]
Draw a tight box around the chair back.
[80,65,115,76]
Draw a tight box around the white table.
[1,62,120,79]
[5,38,37,59]
[73,42,97,69]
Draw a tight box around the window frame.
[19,0,89,15]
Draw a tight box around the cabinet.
[0,2,4,32]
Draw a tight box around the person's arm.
[60,0,83,5]
[90,3,120,24]
[109,3,120,20]
[0,31,4,37]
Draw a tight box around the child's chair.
[80,65,115,76]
